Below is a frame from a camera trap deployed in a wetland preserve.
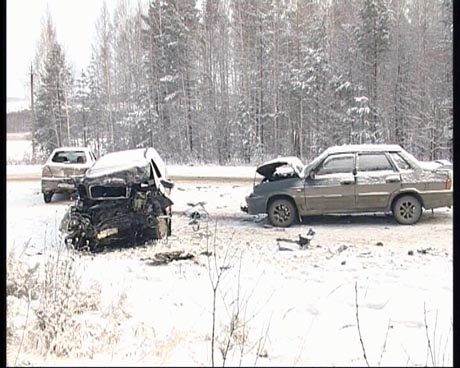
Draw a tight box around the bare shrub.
[6,241,119,364]
[32,246,101,357]
[7,244,41,301]
[204,219,272,367]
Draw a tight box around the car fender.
[386,188,425,212]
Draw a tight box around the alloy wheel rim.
[274,204,290,223]
[399,201,416,219]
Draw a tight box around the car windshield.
[301,150,329,177]
[52,151,87,164]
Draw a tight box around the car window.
[316,153,354,175]
[357,153,394,172]
[389,152,412,170]
[52,151,87,164]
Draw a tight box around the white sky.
[7,0,121,100]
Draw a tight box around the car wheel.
[392,195,422,225]
[43,192,53,203]
[154,218,169,239]
[268,198,297,227]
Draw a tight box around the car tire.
[154,217,169,239]
[43,192,53,203]
[268,198,297,227]
[392,195,422,225]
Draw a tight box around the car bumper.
[41,177,79,194]
[244,194,267,215]
[420,190,453,209]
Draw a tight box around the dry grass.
[6,241,126,365]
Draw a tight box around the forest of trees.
[29,0,453,164]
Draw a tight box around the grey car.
[41,147,97,203]
[242,144,453,226]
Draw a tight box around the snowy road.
[7,178,453,253]
[6,178,255,253]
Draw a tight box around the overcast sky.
[7,0,121,100]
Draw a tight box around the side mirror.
[352,168,357,176]
[308,171,316,180]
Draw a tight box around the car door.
[355,152,401,210]
[304,153,356,213]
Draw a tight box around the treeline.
[31,0,453,164]
[7,110,32,133]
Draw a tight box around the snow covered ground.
[5,137,453,366]
[7,137,33,165]
[6,175,453,366]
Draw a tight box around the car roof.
[325,144,403,154]
[51,147,93,153]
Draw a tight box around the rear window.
[390,152,412,170]
[52,151,87,164]
[357,153,394,172]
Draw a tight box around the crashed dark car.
[243,144,453,227]
[59,147,173,251]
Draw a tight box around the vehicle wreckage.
[59,147,173,251]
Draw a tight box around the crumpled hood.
[256,156,304,179]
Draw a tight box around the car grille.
[89,185,127,199]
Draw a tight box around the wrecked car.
[59,147,173,251]
[242,144,452,227]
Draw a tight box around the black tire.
[268,198,297,227]
[153,218,169,239]
[392,195,422,225]
[43,192,53,203]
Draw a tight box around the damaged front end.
[59,148,173,252]
[255,156,305,184]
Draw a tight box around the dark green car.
[243,144,453,226]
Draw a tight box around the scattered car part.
[276,228,315,249]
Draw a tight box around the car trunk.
[49,164,89,178]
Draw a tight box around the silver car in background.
[243,144,453,226]
[41,147,97,203]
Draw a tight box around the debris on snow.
[336,245,349,253]
[298,228,315,248]
[277,243,294,251]
[141,250,195,266]
[276,228,316,250]
[184,202,208,218]
[254,214,267,223]
[184,202,209,229]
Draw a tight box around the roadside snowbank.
[6,164,261,181]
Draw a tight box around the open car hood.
[256,156,304,180]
